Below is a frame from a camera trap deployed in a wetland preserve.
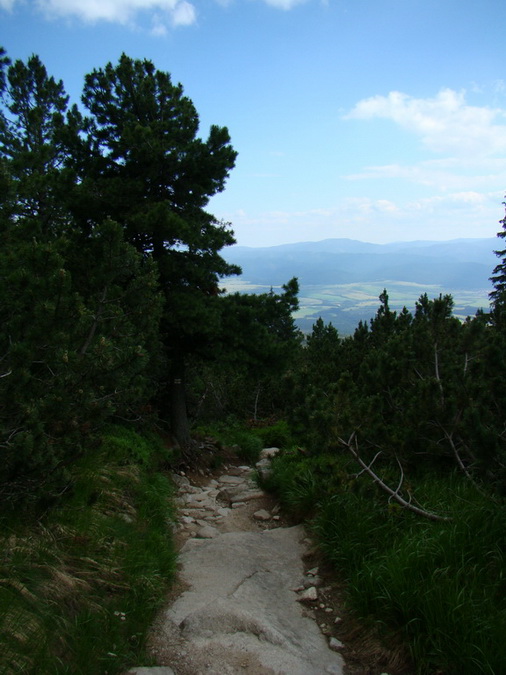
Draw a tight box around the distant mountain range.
[224,238,499,334]
[225,238,498,289]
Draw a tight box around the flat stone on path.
[163,526,343,674]
[253,509,271,521]
[196,525,220,539]
[217,474,246,484]
[230,490,264,503]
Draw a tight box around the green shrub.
[254,419,294,448]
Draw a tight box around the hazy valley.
[225,237,497,334]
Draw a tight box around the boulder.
[259,447,280,460]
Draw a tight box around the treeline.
[0,48,300,503]
[286,286,506,495]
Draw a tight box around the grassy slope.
[0,426,177,675]
[261,450,506,674]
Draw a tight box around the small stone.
[325,607,333,613]
[259,447,280,460]
[172,473,190,487]
[196,525,219,539]
[297,586,318,603]
[253,509,271,521]
[273,515,281,521]
[328,637,344,651]
[233,490,264,502]
[218,475,245,485]
[307,567,319,576]
[193,492,212,502]
[231,502,246,509]
[334,616,342,624]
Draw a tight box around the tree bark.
[169,360,192,453]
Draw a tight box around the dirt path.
[126,455,404,675]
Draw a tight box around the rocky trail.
[126,449,398,675]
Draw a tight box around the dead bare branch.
[339,432,451,522]
[442,428,494,500]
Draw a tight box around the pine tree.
[73,54,239,449]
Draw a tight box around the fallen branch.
[339,432,451,522]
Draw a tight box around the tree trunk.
[169,360,192,453]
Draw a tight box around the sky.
[2,0,506,247]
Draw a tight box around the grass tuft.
[0,425,177,674]
[266,450,506,674]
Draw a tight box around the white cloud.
[346,89,506,157]
[171,0,195,25]
[36,0,197,27]
[0,0,16,9]
[261,0,308,9]
[345,157,506,192]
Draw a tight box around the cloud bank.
[1,0,312,29]
[33,0,196,28]
[347,89,506,158]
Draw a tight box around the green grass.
[264,450,506,674]
[0,426,177,675]
[195,418,295,465]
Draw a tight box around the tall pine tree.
[73,54,239,449]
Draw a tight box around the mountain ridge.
[224,237,498,334]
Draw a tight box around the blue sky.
[2,0,506,247]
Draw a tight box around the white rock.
[193,492,213,502]
[297,586,318,603]
[253,509,271,521]
[328,637,344,651]
[196,525,219,539]
[260,447,280,460]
